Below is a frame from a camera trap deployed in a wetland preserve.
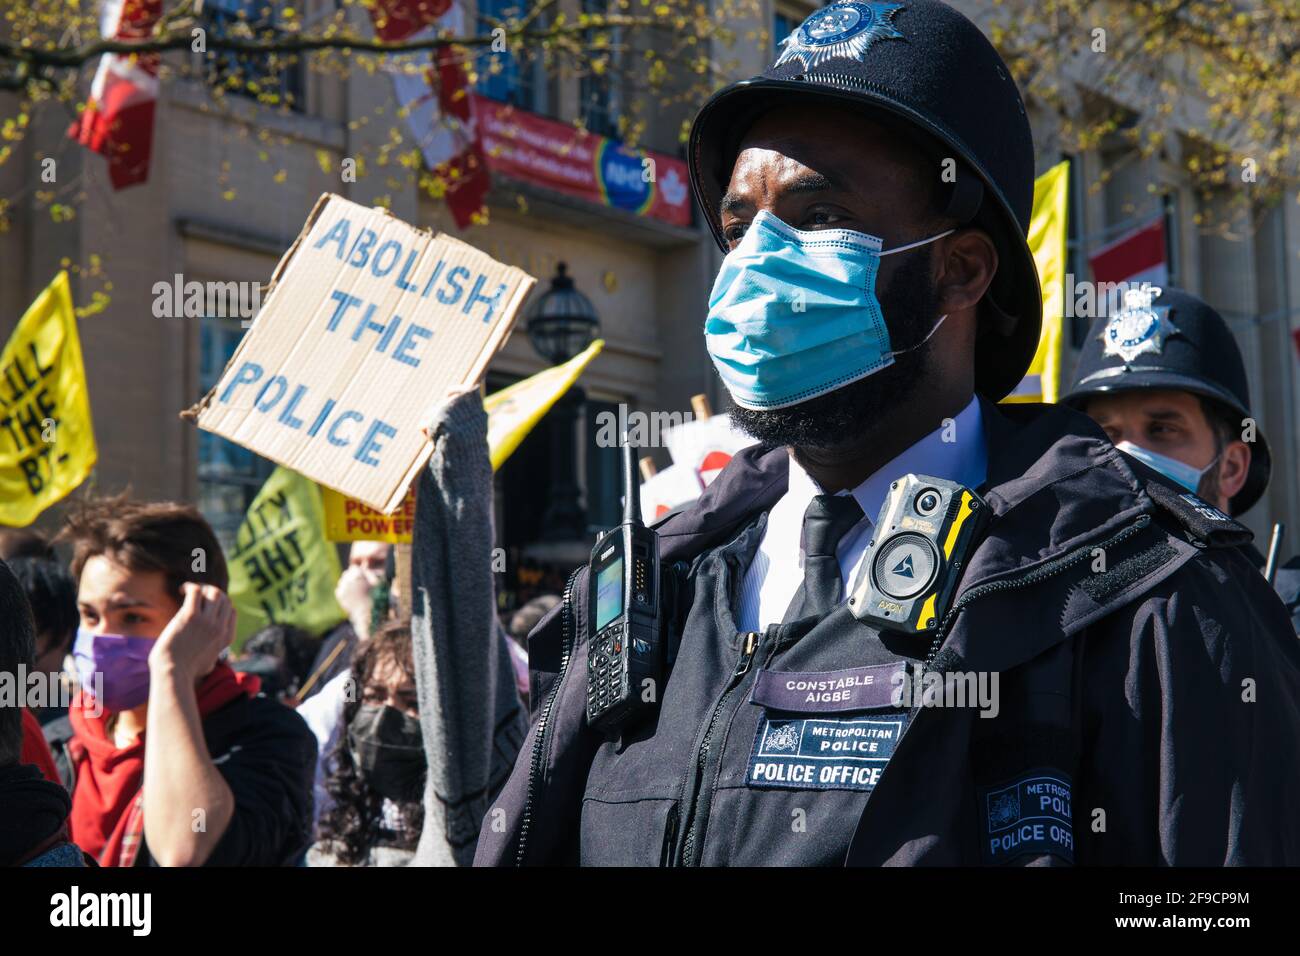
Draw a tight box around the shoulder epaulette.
[1145,479,1253,548]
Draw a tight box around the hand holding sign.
[186,194,535,513]
[420,382,481,441]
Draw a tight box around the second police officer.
[1063,286,1300,632]
[477,0,1300,866]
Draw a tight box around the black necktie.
[783,494,866,622]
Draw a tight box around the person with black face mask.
[477,0,1300,868]
[312,623,427,866]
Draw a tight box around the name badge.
[747,714,907,792]
[750,661,907,713]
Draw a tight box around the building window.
[476,0,544,112]
[198,318,273,551]
[200,0,305,112]
[579,0,622,138]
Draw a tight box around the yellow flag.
[228,465,346,650]
[484,338,605,470]
[1004,160,1070,404]
[0,271,97,526]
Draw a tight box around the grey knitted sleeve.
[410,389,527,867]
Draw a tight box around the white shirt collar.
[786,395,988,524]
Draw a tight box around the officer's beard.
[729,248,943,450]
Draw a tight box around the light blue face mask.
[1115,440,1219,494]
[705,209,954,410]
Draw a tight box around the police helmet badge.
[1100,285,1177,363]
[774,1,907,71]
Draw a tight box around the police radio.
[585,437,664,736]
[849,474,989,634]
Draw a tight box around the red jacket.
[20,707,60,784]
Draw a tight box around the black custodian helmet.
[1062,286,1271,515]
[688,0,1040,401]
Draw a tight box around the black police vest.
[577,513,930,866]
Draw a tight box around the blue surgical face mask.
[1115,440,1219,494]
[705,210,954,410]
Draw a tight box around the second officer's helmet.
[688,0,1040,402]
[1062,286,1272,516]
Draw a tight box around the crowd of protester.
[0,391,548,866]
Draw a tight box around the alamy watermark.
[152,274,262,328]
[0,663,100,718]
[891,667,1000,718]
[1064,278,1164,319]
[594,403,696,448]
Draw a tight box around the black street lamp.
[526,263,600,543]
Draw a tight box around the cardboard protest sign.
[186,193,535,512]
[0,271,97,526]
[228,465,345,649]
[321,484,416,543]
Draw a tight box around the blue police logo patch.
[774,2,906,71]
[748,713,907,792]
[978,770,1074,864]
[987,790,1019,829]
[1101,285,1177,363]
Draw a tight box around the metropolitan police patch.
[748,713,908,792]
[774,2,907,71]
[1100,285,1178,363]
[977,770,1074,864]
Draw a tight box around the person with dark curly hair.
[310,623,425,867]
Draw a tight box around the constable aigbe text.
[215,214,510,470]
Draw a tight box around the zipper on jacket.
[678,630,760,867]
[923,515,1152,668]
[659,804,680,867]
[515,565,582,866]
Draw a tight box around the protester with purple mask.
[43,496,317,867]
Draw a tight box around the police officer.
[1063,286,1300,631]
[477,0,1300,866]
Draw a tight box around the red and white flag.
[1089,217,1168,287]
[384,3,490,228]
[366,0,453,42]
[68,0,162,190]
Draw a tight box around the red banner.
[473,95,692,228]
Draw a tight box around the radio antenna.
[622,432,641,527]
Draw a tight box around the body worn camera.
[585,439,665,737]
[849,474,990,634]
